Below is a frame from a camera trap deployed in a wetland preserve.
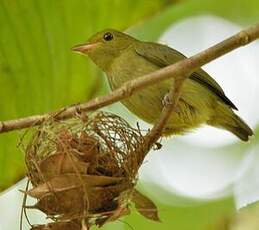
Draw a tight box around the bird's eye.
[103,32,113,41]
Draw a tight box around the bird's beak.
[72,42,99,54]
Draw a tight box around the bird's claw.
[74,104,88,122]
[162,93,180,112]
[153,142,162,150]
[162,93,172,107]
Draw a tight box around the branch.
[144,78,185,149]
[1,23,259,134]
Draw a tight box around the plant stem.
[1,23,259,134]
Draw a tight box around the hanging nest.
[22,111,160,230]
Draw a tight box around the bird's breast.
[106,50,171,123]
[107,49,159,88]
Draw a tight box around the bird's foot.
[153,142,163,150]
[74,104,88,122]
[162,93,173,107]
[162,93,180,112]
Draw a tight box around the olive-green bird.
[73,29,253,141]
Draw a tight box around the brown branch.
[1,23,259,134]
[144,78,184,149]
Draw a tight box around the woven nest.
[22,112,159,230]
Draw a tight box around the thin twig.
[144,78,184,149]
[0,23,259,134]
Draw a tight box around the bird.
[72,29,253,141]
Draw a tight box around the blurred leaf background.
[0,0,259,229]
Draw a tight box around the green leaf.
[0,0,171,191]
[129,0,259,41]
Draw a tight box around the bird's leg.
[162,93,180,112]
[74,104,89,122]
[162,93,172,107]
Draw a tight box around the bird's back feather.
[134,42,238,110]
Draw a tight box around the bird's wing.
[135,42,238,110]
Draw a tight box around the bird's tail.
[208,103,253,142]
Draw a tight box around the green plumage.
[74,29,253,141]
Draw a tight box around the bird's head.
[72,29,136,71]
